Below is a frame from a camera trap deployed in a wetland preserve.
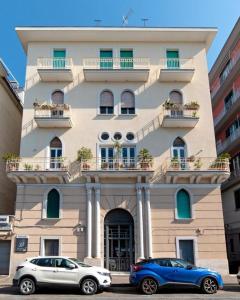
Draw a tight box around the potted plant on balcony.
[210,153,230,170]
[186,155,195,162]
[184,101,200,110]
[24,163,33,171]
[194,158,203,170]
[2,152,20,171]
[113,141,121,170]
[170,157,180,170]
[77,147,93,170]
[138,148,153,170]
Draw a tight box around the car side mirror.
[186,265,193,270]
[68,263,76,269]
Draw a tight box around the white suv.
[13,256,111,295]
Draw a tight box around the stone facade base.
[84,257,102,267]
[197,259,229,275]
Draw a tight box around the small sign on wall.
[15,235,28,252]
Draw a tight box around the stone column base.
[84,257,102,267]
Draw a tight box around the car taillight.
[131,264,142,272]
[16,266,24,272]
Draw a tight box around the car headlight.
[97,271,110,276]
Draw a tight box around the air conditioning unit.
[0,215,9,225]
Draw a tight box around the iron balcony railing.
[6,157,69,172]
[213,89,240,126]
[163,106,199,119]
[217,127,240,154]
[80,157,153,171]
[34,103,72,119]
[164,157,229,172]
[37,58,73,69]
[83,57,150,70]
[160,58,194,69]
[211,51,240,98]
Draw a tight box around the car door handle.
[53,270,58,272]
[31,268,36,271]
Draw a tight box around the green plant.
[184,101,200,110]
[2,152,19,161]
[218,152,231,160]
[192,111,198,117]
[24,163,33,171]
[77,147,93,162]
[170,157,180,169]
[194,158,202,169]
[34,164,41,171]
[138,148,153,169]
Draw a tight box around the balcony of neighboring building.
[163,157,230,184]
[33,102,72,128]
[217,126,240,154]
[161,102,199,128]
[211,52,240,105]
[6,157,71,184]
[0,215,14,233]
[37,57,73,82]
[159,58,195,82]
[83,57,150,82]
[214,88,240,131]
[222,168,240,190]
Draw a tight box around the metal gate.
[0,241,11,275]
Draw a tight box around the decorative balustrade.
[160,58,194,69]
[214,88,240,126]
[34,103,72,119]
[164,157,229,172]
[83,57,150,70]
[37,58,73,69]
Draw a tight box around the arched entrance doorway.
[104,209,135,272]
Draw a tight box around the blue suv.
[130,258,223,295]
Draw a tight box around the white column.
[86,188,92,258]
[145,187,153,258]
[95,187,101,258]
[137,186,144,259]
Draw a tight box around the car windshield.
[69,258,92,267]
[171,259,195,268]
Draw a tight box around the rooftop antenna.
[141,18,149,27]
[94,19,102,26]
[122,8,134,26]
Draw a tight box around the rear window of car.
[30,259,38,265]
[35,258,55,267]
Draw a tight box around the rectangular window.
[121,107,135,115]
[44,239,59,256]
[100,106,114,115]
[53,50,66,69]
[120,50,133,69]
[224,90,233,111]
[100,50,113,69]
[178,239,195,264]
[235,189,240,210]
[166,50,179,69]
[219,60,231,84]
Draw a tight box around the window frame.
[175,236,198,265]
[40,236,62,256]
[174,188,194,220]
[42,187,63,219]
[99,90,114,115]
[120,90,136,115]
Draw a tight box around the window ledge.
[97,114,116,116]
[174,218,194,221]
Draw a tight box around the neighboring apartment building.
[7,26,230,275]
[209,18,240,274]
[0,60,22,275]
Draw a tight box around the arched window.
[176,189,191,219]
[50,137,62,169]
[121,90,135,115]
[46,189,60,218]
[51,90,64,105]
[172,137,186,158]
[169,90,183,105]
[100,90,114,115]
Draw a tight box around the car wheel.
[141,277,158,295]
[201,277,218,294]
[19,278,36,295]
[81,278,98,295]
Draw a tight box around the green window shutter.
[47,189,60,218]
[120,50,133,69]
[53,50,66,69]
[166,50,179,69]
[177,190,191,219]
[100,50,113,69]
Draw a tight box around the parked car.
[13,256,111,295]
[130,258,223,295]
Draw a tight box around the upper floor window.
[53,50,66,69]
[219,60,231,84]
[50,137,62,169]
[225,118,240,138]
[100,90,114,114]
[169,90,183,105]
[166,50,179,69]
[234,188,240,210]
[224,90,233,111]
[121,90,135,115]
[176,189,192,219]
[46,189,60,219]
[100,50,113,69]
[51,90,64,105]
[172,137,186,158]
[120,50,133,69]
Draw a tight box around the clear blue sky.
[0,0,239,86]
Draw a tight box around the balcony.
[162,103,199,128]
[37,58,73,82]
[214,89,240,129]
[159,58,195,82]
[222,168,240,190]
[0,215,13,233]
[6,157,71,184]
[33,102,72,128]
[79,157,154,179]
[83,58,150,82]
[211,52,240,103]
[163,157,230,184]
[217,127,240,154]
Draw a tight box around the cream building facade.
[8,27,230,275]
